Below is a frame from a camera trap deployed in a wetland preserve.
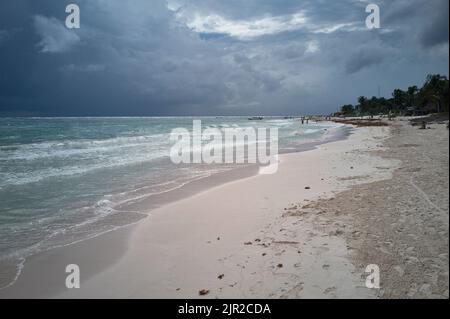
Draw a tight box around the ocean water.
[0,116,341,287]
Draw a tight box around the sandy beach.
[1,118,448,299]
[1,0,449,305]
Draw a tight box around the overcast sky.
[0,0,448,116]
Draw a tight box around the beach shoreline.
[0,118,447,299]
[0,120,348,296]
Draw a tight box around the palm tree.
[407,86,418,107]
[358,96,367,105]
[392,89,406,112]
[341,104,355,116]
[358,96,367,117]
[421,74,448,113]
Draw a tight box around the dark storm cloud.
[0,29,10,44]
[346,50,384,74]
[0,0,448,116]
[345,41,397,74]
[419,0,449,48]
[0,0,233,115]
[380,0,449,49]
[34,15,80,53]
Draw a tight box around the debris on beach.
[332,119,389,127]
[199,289,210,296]
[277,263,283,268]
[282,210,305,217]
[218,274,224,280]
[273,240,299,245]
[244,241,253,245]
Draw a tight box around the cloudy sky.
[0,0,448,116]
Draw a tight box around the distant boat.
[248,116,264,120]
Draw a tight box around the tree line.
[337,74,449,117]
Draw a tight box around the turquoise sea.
[0,116,342,287]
